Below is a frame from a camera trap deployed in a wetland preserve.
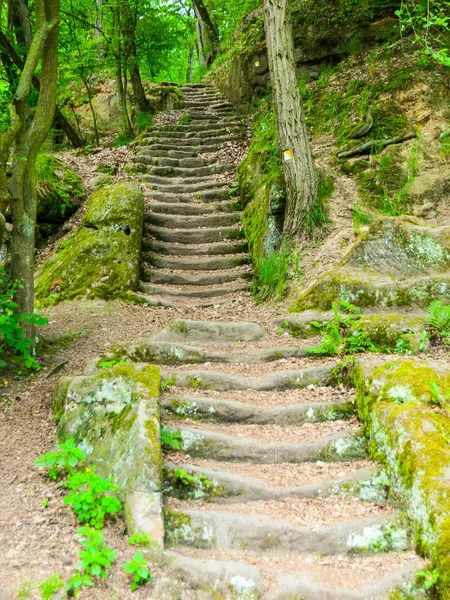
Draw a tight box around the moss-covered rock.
[35,182,144,306]
[36,154,82,226]
[353,358,450,596]
[292,218,450,311]
[54,363,163,549]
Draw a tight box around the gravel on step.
[166,495,392,528]
[173,547,421,593]
[165,386,355,407]
[165,456,371,488]
[166,419,359,444]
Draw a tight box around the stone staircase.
[147,320,425,599]
[133,84,251,307]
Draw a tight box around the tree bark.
[113,3,133,138]
[10,0,60,330]
[263,0,318,238]
[194,6,207,67]
[0,29,83,147]
[192,0,219,60]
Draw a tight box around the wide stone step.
[142,180,229,194]
[145,253,247,270]
[147,268,248,287]
[164,506,400,554]
[163,460,376,503]
[140,142,225,154]
[163,424,364,463]
[146,164,234,178]
[142,173,218,186]
[133,155,212,168]
[144,239,246,256]
[159,365,337,392]
[167,549,424,600]
[137,148,200,159]
[175,121,243,133]
[145,224,241,244]
[146,189,230,203]
[146,127,242,139]
[146,200,237,216]
[161,393,355,425]
[144,134,242,147]
[140,281,250,299]
[145,212,241,229]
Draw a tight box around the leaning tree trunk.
[263,0,318,237]
[10,0,60,332]
[192,0,219,61]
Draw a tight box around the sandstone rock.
[409,168,450,205]
[151,577,181,600]
[35,182,144,306]
[54,364,163,550]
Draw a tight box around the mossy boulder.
[353,358,450,596]
[35,182,144,306]
[54,364,163,549]
[292,218,450,311]
[143,82,184,112]
[36,154,82,227]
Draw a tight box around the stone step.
[140,281,250,299]
[143,239,246,256]
[140,142,225,155]
[137,148,200,159]
[146,127,243,139]
[145,212,241,230]
[167,549,424,600]
[146,268,248,287]
[164,506,401,555]
[163,460,376,503]
[146,189,230,203]
[143,134,243,147]
[146,200,238,216]
[144,224,242,244]
[161,393,355,425]
[142,173,218,186]
[133,155,211,168]
[162,424,364,463]
[175,121,243,132]
[145,253,247,270]
[142,180,229,195]
[145,164,235,179]
[139,294,240,309]
[159,365,337,392]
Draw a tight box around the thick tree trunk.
[129,41,151,113]
[263,0,318,238]
[0,29,83,147]
[113,6,133,138]
[10,0,60,331]
[195,10,207,68]
[192,0,219,60]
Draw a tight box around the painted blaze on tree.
[263,0,319,237]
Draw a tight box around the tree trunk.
[129,41,151,113]
[192,0,219,60]
[186,45,195,82]
[263,0,318,237]
[10,0,60,331]
[113,5,133,138]
[0,29,83,147]
[194,7,207,67]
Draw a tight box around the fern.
[307,322,343,356]
[427,300,450,338]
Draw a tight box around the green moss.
[94,364,160,398]
[36,153,82,224]
[52,377,73,422]
[35,183,144,306]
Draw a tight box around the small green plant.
[160,377,176,391]
[428,382,450,409]
[416,567,440,593]
[97,358,127,369]
[121,552,152,591]
[352,203,372,230]
[427,299,450,343]
[128,533,150,547]
[38,573,64,599]
[16,583,32,599]
[174,468,212,490]
[255,241,299,303]
[161,426,183,451]
[395,337,413,355]
[307,301,379,357]
[35,438,86,480]
[65,527,118,594]
[41,497,49,508]
[64,468,122,529]
[0,269,48,369]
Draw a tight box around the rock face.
[35,182,144,306]
[291,217,450,311]
[354,358,450,598]
[54,364,163,550]
[210,2,399,107]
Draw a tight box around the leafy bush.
[35,438,86,480]
[121,552,152,591]
[64,468,122,529]
[0,269,48,369]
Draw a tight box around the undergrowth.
[254,240,300,303]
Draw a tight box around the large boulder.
[35,182,144,306]
[291,217,450,311]
[54,364,163,549]
[353,358,450,597]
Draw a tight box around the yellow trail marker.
[255,60,260,67]
[283,149,293,161]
